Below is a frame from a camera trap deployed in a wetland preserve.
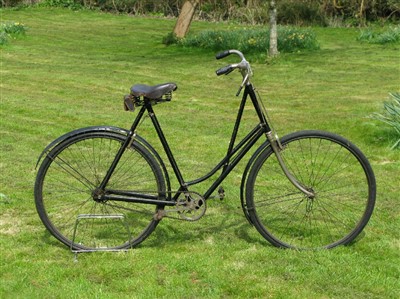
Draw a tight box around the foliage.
[0,21,27,45]
[358,25,400,44]
[1,21,26,34]
[38,0,83,10]
[277,1,327,26]
[1,0,400,25]
[278,27,320,52]
[370,93,400,149]
[168,27,319,55]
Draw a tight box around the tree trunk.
[359,0,366,26]
[173,0,199,38]
[269,1,279,57]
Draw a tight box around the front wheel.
[245,130,376,250]
[34,131,166,251]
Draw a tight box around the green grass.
[1,7,399,299]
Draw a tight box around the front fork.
[266,131,315,199]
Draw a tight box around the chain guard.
[154,191,206,221]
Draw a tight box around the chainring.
[152,191,207,221]
[175,191,206,221]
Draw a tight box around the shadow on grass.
[40,230,72,250]
[144,211,271,249]
[38,220,270,252]
[37,211,367,251]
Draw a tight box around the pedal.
[217,186,225,200]
[207,186,225,200]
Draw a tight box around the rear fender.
[35,126,171,193]
[35,126,127,168]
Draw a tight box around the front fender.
[240,140,272,225]
[35,126,171,193]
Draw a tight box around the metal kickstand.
[71,214,133,261]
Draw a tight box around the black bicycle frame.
[100,83,271,205]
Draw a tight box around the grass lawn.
[1,7,399,298]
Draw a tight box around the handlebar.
[215,49,246,61]
[215,50,231,60]
[215,49,253,96]
[215,65,234,76]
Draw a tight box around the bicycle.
[34,50,376,251]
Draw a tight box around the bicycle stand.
[71,214,133,261]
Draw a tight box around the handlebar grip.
[215,50,231,60]
[216,65,234,76]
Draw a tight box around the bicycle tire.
[245,130,376,250]
[34,131,166,250]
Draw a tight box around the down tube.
[203,127,265,200]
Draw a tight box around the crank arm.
[153,207,192,220]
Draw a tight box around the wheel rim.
[36,134,164,250]
[249,133,374,249]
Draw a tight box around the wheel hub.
[92,188,106,202]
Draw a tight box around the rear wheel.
[34,131,165,250]
[245,130,376,249]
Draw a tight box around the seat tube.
[146,102,186,187]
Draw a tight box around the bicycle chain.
[104,190,207,222]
